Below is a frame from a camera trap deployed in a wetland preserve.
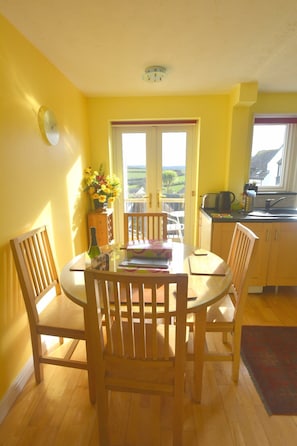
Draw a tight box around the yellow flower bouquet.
[83,165,121,210]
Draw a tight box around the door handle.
[157,191,165,208]
[143,193,152,208]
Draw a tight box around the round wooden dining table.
[60,242,232,402]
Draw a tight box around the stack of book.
[118,240,172,272]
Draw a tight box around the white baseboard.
[248,286,263,293]
[0,357,34,424]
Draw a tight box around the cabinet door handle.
[274,229,279,241]
[265,229,270,241]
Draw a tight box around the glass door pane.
[122,132,148,212]
[161,131,186,241]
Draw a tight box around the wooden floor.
[1,286,297,445]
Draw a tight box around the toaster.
[201,193,218,209]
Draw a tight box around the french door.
[112,123,198,245]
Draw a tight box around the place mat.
[188,255,227,276]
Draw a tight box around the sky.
[123,132,186,167]
[251,124,287,155]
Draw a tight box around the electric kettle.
[217,191,235,212]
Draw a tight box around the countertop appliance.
[217,191,235,212]
[201,193,218,209]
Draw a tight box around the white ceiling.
[1,0,297,97]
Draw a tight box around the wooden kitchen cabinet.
[87,210,114,246]
[266,222,297,286]
[199,213,267,286]
[199,211,235,260]
[244,222,271,286]
[198,211,297,287]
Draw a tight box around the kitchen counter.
[199,207,297,289]
[200,208,297,222]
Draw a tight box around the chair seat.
[38,292,85,335]
[186,294,235,327]
[206,294,235,324]
[103,322,190,395]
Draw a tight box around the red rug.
[241,326,297,415]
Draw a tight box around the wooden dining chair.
[123,212,168,244]
[10,226,94,402]
[188,222,258,382]
[84,269,189,446]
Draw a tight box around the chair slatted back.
[85,270,188,363]
[10,226,60,322]
[124,212,168,244]
[226,222,258,315]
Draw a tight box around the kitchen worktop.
[199,205,297,289]
[200,208,297,222]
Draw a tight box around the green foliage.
[126,166,185,197]
[162,170,177,193]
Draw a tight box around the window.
[249,116,297,191]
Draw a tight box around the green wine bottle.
[88,227,101,259]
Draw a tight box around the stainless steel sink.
[248,208,297,218]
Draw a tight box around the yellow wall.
[87,89,297,208]
[0,16,90,399]
[252,92,297,114]
[87,95,231,197]
[87,92,255,206]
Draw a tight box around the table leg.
[192,307,207,403]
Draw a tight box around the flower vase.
[93,199,106,213]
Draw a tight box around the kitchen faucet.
[265,196,287,211]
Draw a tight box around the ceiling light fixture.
[143,66,166,83]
